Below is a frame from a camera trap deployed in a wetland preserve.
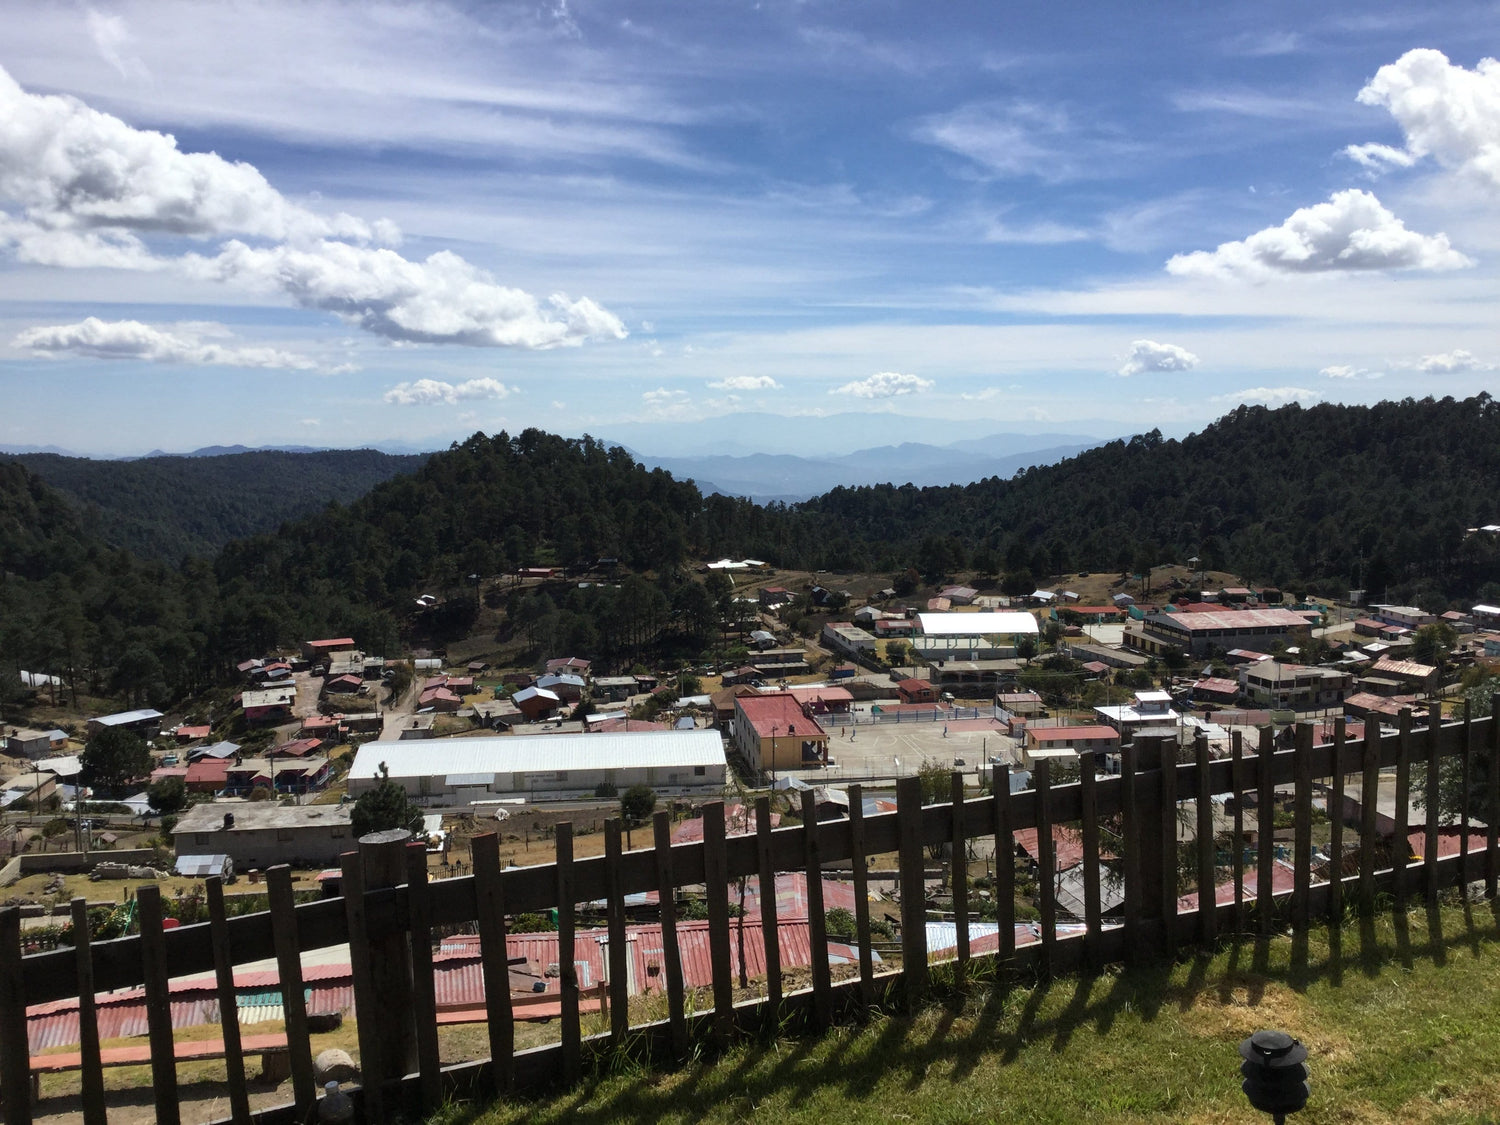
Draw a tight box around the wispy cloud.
[13,317,333,370]
[1417,349,1491,374]
[383,377,514,405]
[1215,386,1321,407]
[707,375,780,391]
[830,371,934,398]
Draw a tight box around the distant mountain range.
[627,434,1104,502]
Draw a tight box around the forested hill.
[9,448,427,561]
[800,394,1500,604]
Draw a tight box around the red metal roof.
[736,694,828,740]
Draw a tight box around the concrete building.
[86,709,163,739]
[1094,690,1180,742]
[915,611,1039,660]
[1126,608,1312,658]
[821,621,876,657]
[347,730,728,804]
[1240,660,1352,709]
[732,694,829,775]
[5,727,66,759]
[173,803,355,869]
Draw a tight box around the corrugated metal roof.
[917,612,1039,637]
[349,730,726,782]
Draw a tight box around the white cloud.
[1343,142,1417,173]
[830,371,934,398]
[1418,349,1489,373]
[707,375,780,391]
[1166,190,1472,278]
[86,9,151,83]
[383,377,514,405]
[1352,49,1500,189]
[12,316,327,370]
[1118,339,1199,377]
[1318,364,1382,380]
[298,417,321,427]
[911,101,1130,181]
[642,387,689,406]
[0,64,379,242]
[192,240,628,348]
[0,63,627,350]
[1215,386,1321,408]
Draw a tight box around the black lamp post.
[1239,1029,1310,1124]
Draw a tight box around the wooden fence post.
[897,775,928,1008]
[340,849,385,1121]
[469,832,514,1095]
[1231,732,1246,934]
[135,884,180,1125]
[1078,751,1103,968]
[1328,720,1346,924]
[702,802,734,1044]
[1035,759,1056,978]
[0,906,31,1125]
[1133,735,1172,954]
[402,844,442,1111]
[1120,744,1143,964]
[950,771,970,988]
[204,878,250,1124]
[1292,724,1313,929]
[992,763,1015,967]
[1489,694,1500,899]
[555,822,580,1083]
[1359,723,1381,915]
[68,897,107,1125]
[1460,700,1473,883]
[1256,727,1276,934]
[267,865,317,1116]
[1394,709,1413,910]
[604,820,630,1049]
[845,785,875,1008]
[801,790,832,1028]
[1195,731,1216,948]
[1425,703,1442,905]
[358,830,418,1099]
[652,812,688,1059]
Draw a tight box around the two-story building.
[1126,609,1312,659]
[1239,660,1352,709]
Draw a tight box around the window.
[196,833,209,846]
[694,766,707,776]
[277,828,292,842]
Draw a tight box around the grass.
[421,897,1500,1125]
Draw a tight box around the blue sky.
[1,1,1498,456]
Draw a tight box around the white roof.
[91,708,164,726]
[34,755,82,778]
[1473,604,1500,616]
[917,612,1039,637]
[348,730,727,783]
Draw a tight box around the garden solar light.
[1239,1029,1310,1124]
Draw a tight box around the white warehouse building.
[915,611,1040,660]
[347,730,728,805]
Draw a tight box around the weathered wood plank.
[1460,701,1473,880]
[992,763,1016,966]
[340,850,386,1123]
[555,822,580,1084]
[652,812,688,1059]
[1292,724,1313,929]
[897,775,928,1007]
[69,898,107,1125]
[1257,726,1276,934]
[0,907,32,1125]
[1078,751,1103,968]
[1328,720,1346,923]
[1035,759,1056,978]
[1195,732,1216,947]
[469,832,514,1096]
[1360,722,1382,914]
[1425,703,1442,905]
[1157,738,1178,953]
[1489,695,1500,899]
[702,802,734,1043]
[267,865,316,1116]
[605,820,630,1047]
[358,831,417,1096]
[846,784,874,1008]
[950,771,970,987]
[1120,744,1143,963]
[1231,732,1246,934]
[135,885,180,1125]
[403,844,442,1111]
[1395,709,1413,909]
[802,790,832,1028]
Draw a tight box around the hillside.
[10,448,427,561]
[801,395,1500,605]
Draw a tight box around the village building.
[1094,690,1180,741]
[5,727,67,759]
[513,686,562,721]
[242,687,297,724]
[174,803,355,869]
[914,611,1039,660]
[821,621,877,658]
[1125,608,1313,658]
[301,637,357,663]
[347,730,727,803]
[896,677,938,704]
[1239,660,1353,709]
[731,694,830,775]
[86,709,164,740]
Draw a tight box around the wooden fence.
[1,702,1496,1125]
